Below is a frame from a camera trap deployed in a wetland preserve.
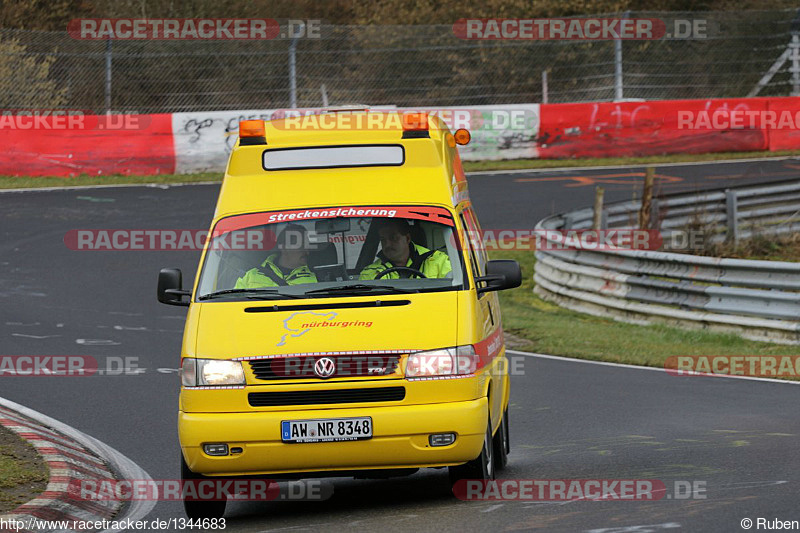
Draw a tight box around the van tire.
[181,454,227,519]
[492,408,509,471]
[448,418,495,486]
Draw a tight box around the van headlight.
[405,346,477,378]
[181,358,245,386]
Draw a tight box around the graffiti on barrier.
[171,104,541,173]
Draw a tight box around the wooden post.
[593,186,605,229]
[638,166,655,229]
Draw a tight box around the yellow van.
[157,110,522,518]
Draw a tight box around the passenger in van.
[360,219,451,280]
[235,224,318,288]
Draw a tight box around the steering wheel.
[374,266,427,279]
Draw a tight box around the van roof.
[214,112,469,219]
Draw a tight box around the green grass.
[2,149,800,189]
[0,172,222,189]
[700,233,800,263]
[0,455,45,488]
[493,249,800,368]
[464,149,800,172]
[0,427,48,512]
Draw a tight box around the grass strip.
[3,150,800,189]
[494,249,800,370]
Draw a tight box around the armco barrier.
[533,179,800,344]
[3,97,800,176]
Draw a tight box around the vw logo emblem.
[314,357,336,378]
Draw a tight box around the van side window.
[459,213,481,281]
[461,209,486,277]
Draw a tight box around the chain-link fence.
[2,10,800,113]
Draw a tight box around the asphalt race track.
[2,158,800,532]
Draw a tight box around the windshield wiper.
[197,288,304,301]
[303,284,418,296]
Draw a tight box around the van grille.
[249,355,400,380]
[248,387,406,407]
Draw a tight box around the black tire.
[504,408,510,455]
[181,454,227,519]
[492,408,509,471]
[449,418,495,486]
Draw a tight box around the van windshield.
[196,205,466,300]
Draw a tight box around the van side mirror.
[157,268,191,306]
[476,260,522,294]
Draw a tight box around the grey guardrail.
[533,179,800,344]
[563,179,800,243]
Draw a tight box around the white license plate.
[281,417,373,443]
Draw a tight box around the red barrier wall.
[766,98,800,151]
[537,98,779,159]
[0,113,175,176]
[3,98,800,176]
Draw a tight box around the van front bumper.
[179,398,487,476]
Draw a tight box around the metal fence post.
[791,33,800,96]
[104,38,112,115]
[725,189,739,244]
[542,70,548,104]
[321,84,329,107]
[289,22,305,108]
[289,41,298,108]
[614,12,628,101]
[614,38,623,101]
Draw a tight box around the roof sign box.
[262,144,405,171]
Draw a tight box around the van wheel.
[492,408,509,471]
[449,418,495,486]
[181,454,227,519]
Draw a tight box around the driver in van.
[235,224,318,288]
[360,218,451,280]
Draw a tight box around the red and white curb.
[0,398,155,533]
